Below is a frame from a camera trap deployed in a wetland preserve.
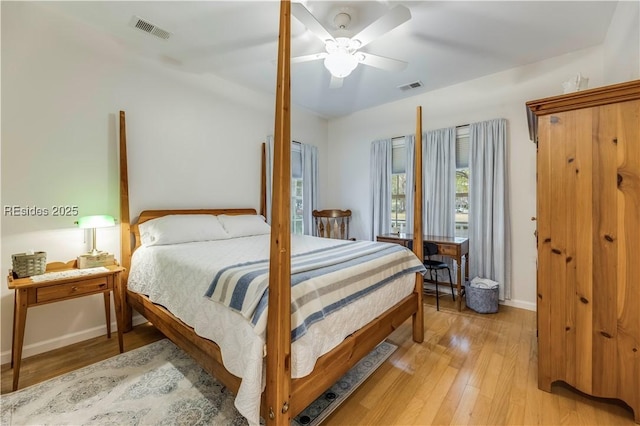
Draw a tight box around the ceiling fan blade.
[291,52,328,63]
[359,52,407,72]
[329,75,344,89]
[291,3,335,43]
[351,5,411,48]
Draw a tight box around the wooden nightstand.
[7,260,125,391]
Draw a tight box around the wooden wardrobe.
[527,79,640,423]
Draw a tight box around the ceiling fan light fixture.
[349,39,362,50]
[325,39,338,54]
[291,3,412,83]
[324,50,358,78]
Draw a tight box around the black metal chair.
[423,242,455,311]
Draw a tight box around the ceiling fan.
[291,2,411,88]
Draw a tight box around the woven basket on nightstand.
[11,252,47,278]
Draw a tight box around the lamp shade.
[76,215,115,229]
[324,50,358,78]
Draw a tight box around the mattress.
[127,234,417,425]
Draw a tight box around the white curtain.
[265,137,318,233]
[301,143,318,235]
[370,139,392,240]
[423,127,456,237]
[404,135,415,233]
[469,118,510,300]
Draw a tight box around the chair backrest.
[313,209,352,239]
[424,242,439,258]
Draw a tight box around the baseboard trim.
[1,314,148,365]
[501,298,536,312]
[422,283,537,312]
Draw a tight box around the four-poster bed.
[116,2,427,424]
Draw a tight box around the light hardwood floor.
[2,297,636,425]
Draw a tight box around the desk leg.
[12,288,28,391]
[456,256,463,311]
[112,273,124,353]
[103,292,111,339]
[465,253,470,284]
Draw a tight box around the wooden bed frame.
[116,2,426,424]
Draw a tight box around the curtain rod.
[391,123,470,140]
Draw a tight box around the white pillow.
[218,214,271,238]
[139,214,230,246]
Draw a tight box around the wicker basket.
[12,252,47,278]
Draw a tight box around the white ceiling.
[39,1,618,118]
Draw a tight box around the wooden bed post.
[412,106,424,343]
[119,110,133,332]
[266,1,292,424]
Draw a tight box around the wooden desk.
[7,261,125,391]
[377,234,469,311]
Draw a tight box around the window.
[291,142,304,234]
[455,127,469,237]
[291,177,303,234]
[386,129,469,237]
[391,138,407,232]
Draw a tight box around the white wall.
[603,0,640,84]
[326,46,607,310]
[0,2,328,363]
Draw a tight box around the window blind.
[391,138,406,174]
[456,126,470,169]
[292,141,302,178]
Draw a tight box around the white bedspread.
[127,234,417,425]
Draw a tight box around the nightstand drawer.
[437,244,458,256]
[36,277,110,303]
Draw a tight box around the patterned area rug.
[1,339,397,426]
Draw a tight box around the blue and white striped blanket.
[204,240,426,342]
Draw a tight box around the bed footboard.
[124,284,418,421]
[289,292,418,415]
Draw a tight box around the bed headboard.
[130,208,257,252]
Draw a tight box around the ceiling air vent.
[397,80,424,91]
[129,16,171,40]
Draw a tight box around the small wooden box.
[77,253,115,269]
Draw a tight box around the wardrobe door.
[604,99,639,417]
[536,108,595,393]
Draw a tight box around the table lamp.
[76,215,116,268]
